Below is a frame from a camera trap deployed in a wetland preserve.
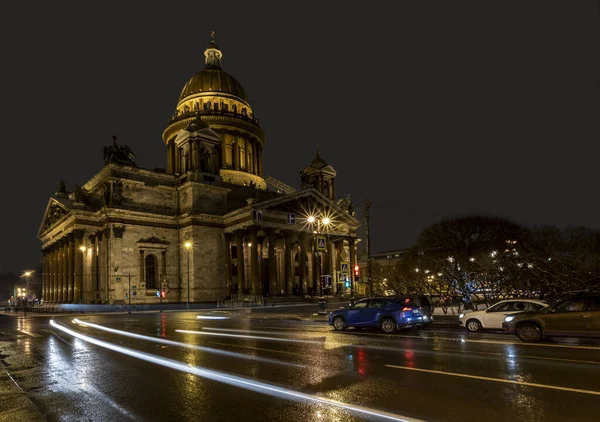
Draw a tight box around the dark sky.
[0,2,597,274]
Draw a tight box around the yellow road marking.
[386,364,600,396]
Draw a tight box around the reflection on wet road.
[1,312,599,421]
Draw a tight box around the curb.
[0,361,45,421]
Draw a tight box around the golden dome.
[179,69,248,102]
[178,32,248,103]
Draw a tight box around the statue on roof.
[56,178,67,194]
[103,136,136,166]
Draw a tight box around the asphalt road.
[1,311,599,422]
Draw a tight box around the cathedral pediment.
[245,188,360,227]
[38,198,71,236]
[174,121,222,147]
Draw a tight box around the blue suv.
[328,297,424,333]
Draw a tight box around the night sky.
[0,2,596,274]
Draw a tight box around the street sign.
[132,285,137,290]
[317,236,326,250]
[132,291,137,297]
[252,210,262,221]
[287,214,296,224]
[341,262,349,273]
[116,276,121,282]
[124,293,129,299]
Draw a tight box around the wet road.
[1,312,599,422]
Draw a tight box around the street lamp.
[184,241,192,309]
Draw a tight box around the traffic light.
[354,265,360,281]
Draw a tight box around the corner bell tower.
[299,148,337,200]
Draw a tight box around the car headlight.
[458,313,464,319]
[504,315,515,323]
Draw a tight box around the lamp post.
[184,241,192,310]
[21,271,32,315]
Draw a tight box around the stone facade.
[38,35,361,304]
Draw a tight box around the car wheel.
[517,323,542,342]
[380,317,396,334]
[466,319,482,332]
[332,316,346,331]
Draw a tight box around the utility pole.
[364,200,373,297]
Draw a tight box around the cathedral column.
[74,230,85,303]
[224,233,232,298]
[268,232,277,296]
[312,239,321,296]
[335,239,345,295]
[60,238,68,302]
[54,242,61,302]
[235,231,245,294]
[298,234,307,295]
[45,249,51,302]
[41,249,47,302]
[89,234,97,301]
[326,235,333,287]
[49,246,55,302]
[192,140,199,171]
[52,246,61,303]
[175,147,182,174]
[284,235,293,295]
[234,140,241,171]
[256,144,262,177]
[67,233,75,302]
[250,229,259,296]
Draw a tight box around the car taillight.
[402,307,411,312]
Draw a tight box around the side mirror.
[548,308,556,314]
[485,309,491,313]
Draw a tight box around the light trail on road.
[72,318,304,368]
[51,320,423,422]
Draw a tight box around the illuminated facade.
[38,34,360,305]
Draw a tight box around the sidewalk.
[0,366,44,421]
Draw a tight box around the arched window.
[145,254,157,289]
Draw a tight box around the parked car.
[458,299,548,332]
[502,293,600,342]
[329,297,423,333]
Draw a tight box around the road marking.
[334,331,600,351]
[18,330,41,338]
[434,348,600,366]
[386,365,600,396]
[205,341,305,357]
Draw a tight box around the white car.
[458,299,548,332]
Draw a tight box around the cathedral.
[38,34,360,305]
